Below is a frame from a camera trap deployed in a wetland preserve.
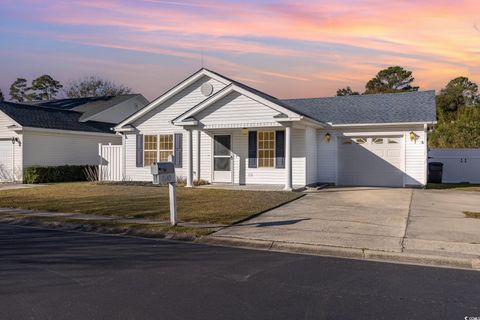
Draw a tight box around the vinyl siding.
[305,126,317,185]
[0,112,23,181]
[317,130,336,183]
[404,129,427,186]
[196,92,282,128]
[124,76,226,181]
[22,130,120,167]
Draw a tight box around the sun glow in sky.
[1,0,479,100]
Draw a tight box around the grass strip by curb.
[0,214,212,240]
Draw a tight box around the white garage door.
[0,140,14,182]
[338,136,403,187]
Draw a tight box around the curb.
[198,236,480,271]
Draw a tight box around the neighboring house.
[33,94,149,124]
[114,69,436,189]
[0,94,148,182]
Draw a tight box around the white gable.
[134,76,226,133]
[195,92,284,128]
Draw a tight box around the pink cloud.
[2,0,480,98]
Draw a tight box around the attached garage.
[337,136,404,187]
[0,139,14,182]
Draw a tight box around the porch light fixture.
[324,132,331,143]
[409,131,419,143]
[242,128,248,135]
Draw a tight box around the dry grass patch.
[0,182,302,224]
[463,211,480,219]
[427,183,480,192]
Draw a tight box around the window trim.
[257,130,276,168]
[158,134,174,162]
[143,133,174,167]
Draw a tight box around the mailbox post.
[151,157,177,226]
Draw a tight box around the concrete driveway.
[214,188,480,259]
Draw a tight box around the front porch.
[183,126,297,190]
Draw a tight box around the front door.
[213,135,232,183]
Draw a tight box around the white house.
[0,94,148,182]
[114,69,436,189]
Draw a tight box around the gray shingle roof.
[281,91,437,125]
[33,94,139,111]
[206,69,436,125]
[0,101,115,134]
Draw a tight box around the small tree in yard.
[336,86,359,96]
[65,76,132,98]
[0,89,4,101]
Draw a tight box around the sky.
[0,0,479,101]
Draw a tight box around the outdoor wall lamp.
[242,127,248,135]
[11,137,20,145]
[324,132,332,143]
[409,131,419,143]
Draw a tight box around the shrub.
[23,165,96,184]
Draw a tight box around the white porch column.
[284,125,293,191]
[186,128,194,188]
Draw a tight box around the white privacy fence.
[98,143,123,181]
[428,149,480,183]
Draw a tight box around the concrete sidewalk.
[207,188,480,270]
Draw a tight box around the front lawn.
[0,183,302,224]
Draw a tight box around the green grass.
[0,182,302,224]
[427,183,480,191]
[463,211,480,219]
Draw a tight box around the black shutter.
[275,130,285,168]
[136,134,144,168]
[248,131,257,168]
[174,133,183,168]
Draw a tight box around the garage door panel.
[338,136,403,187]
[0,141,13,182]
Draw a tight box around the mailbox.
[151,161,177,226]
[151,162,176,185]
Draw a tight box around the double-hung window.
[144,134,174,166]
[258,131,275,168]
[159,134,174,162]
[144,135,158,166]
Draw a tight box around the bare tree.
[65,76,132,98]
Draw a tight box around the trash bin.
[428,162,443,183]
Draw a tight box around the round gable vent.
[200,82,214,96]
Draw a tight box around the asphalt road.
[1,224,479,320]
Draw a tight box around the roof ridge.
[34,93,139,104]
[0,101,84,115]
[283,90,435,102]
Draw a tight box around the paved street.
[1,224,479,320]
